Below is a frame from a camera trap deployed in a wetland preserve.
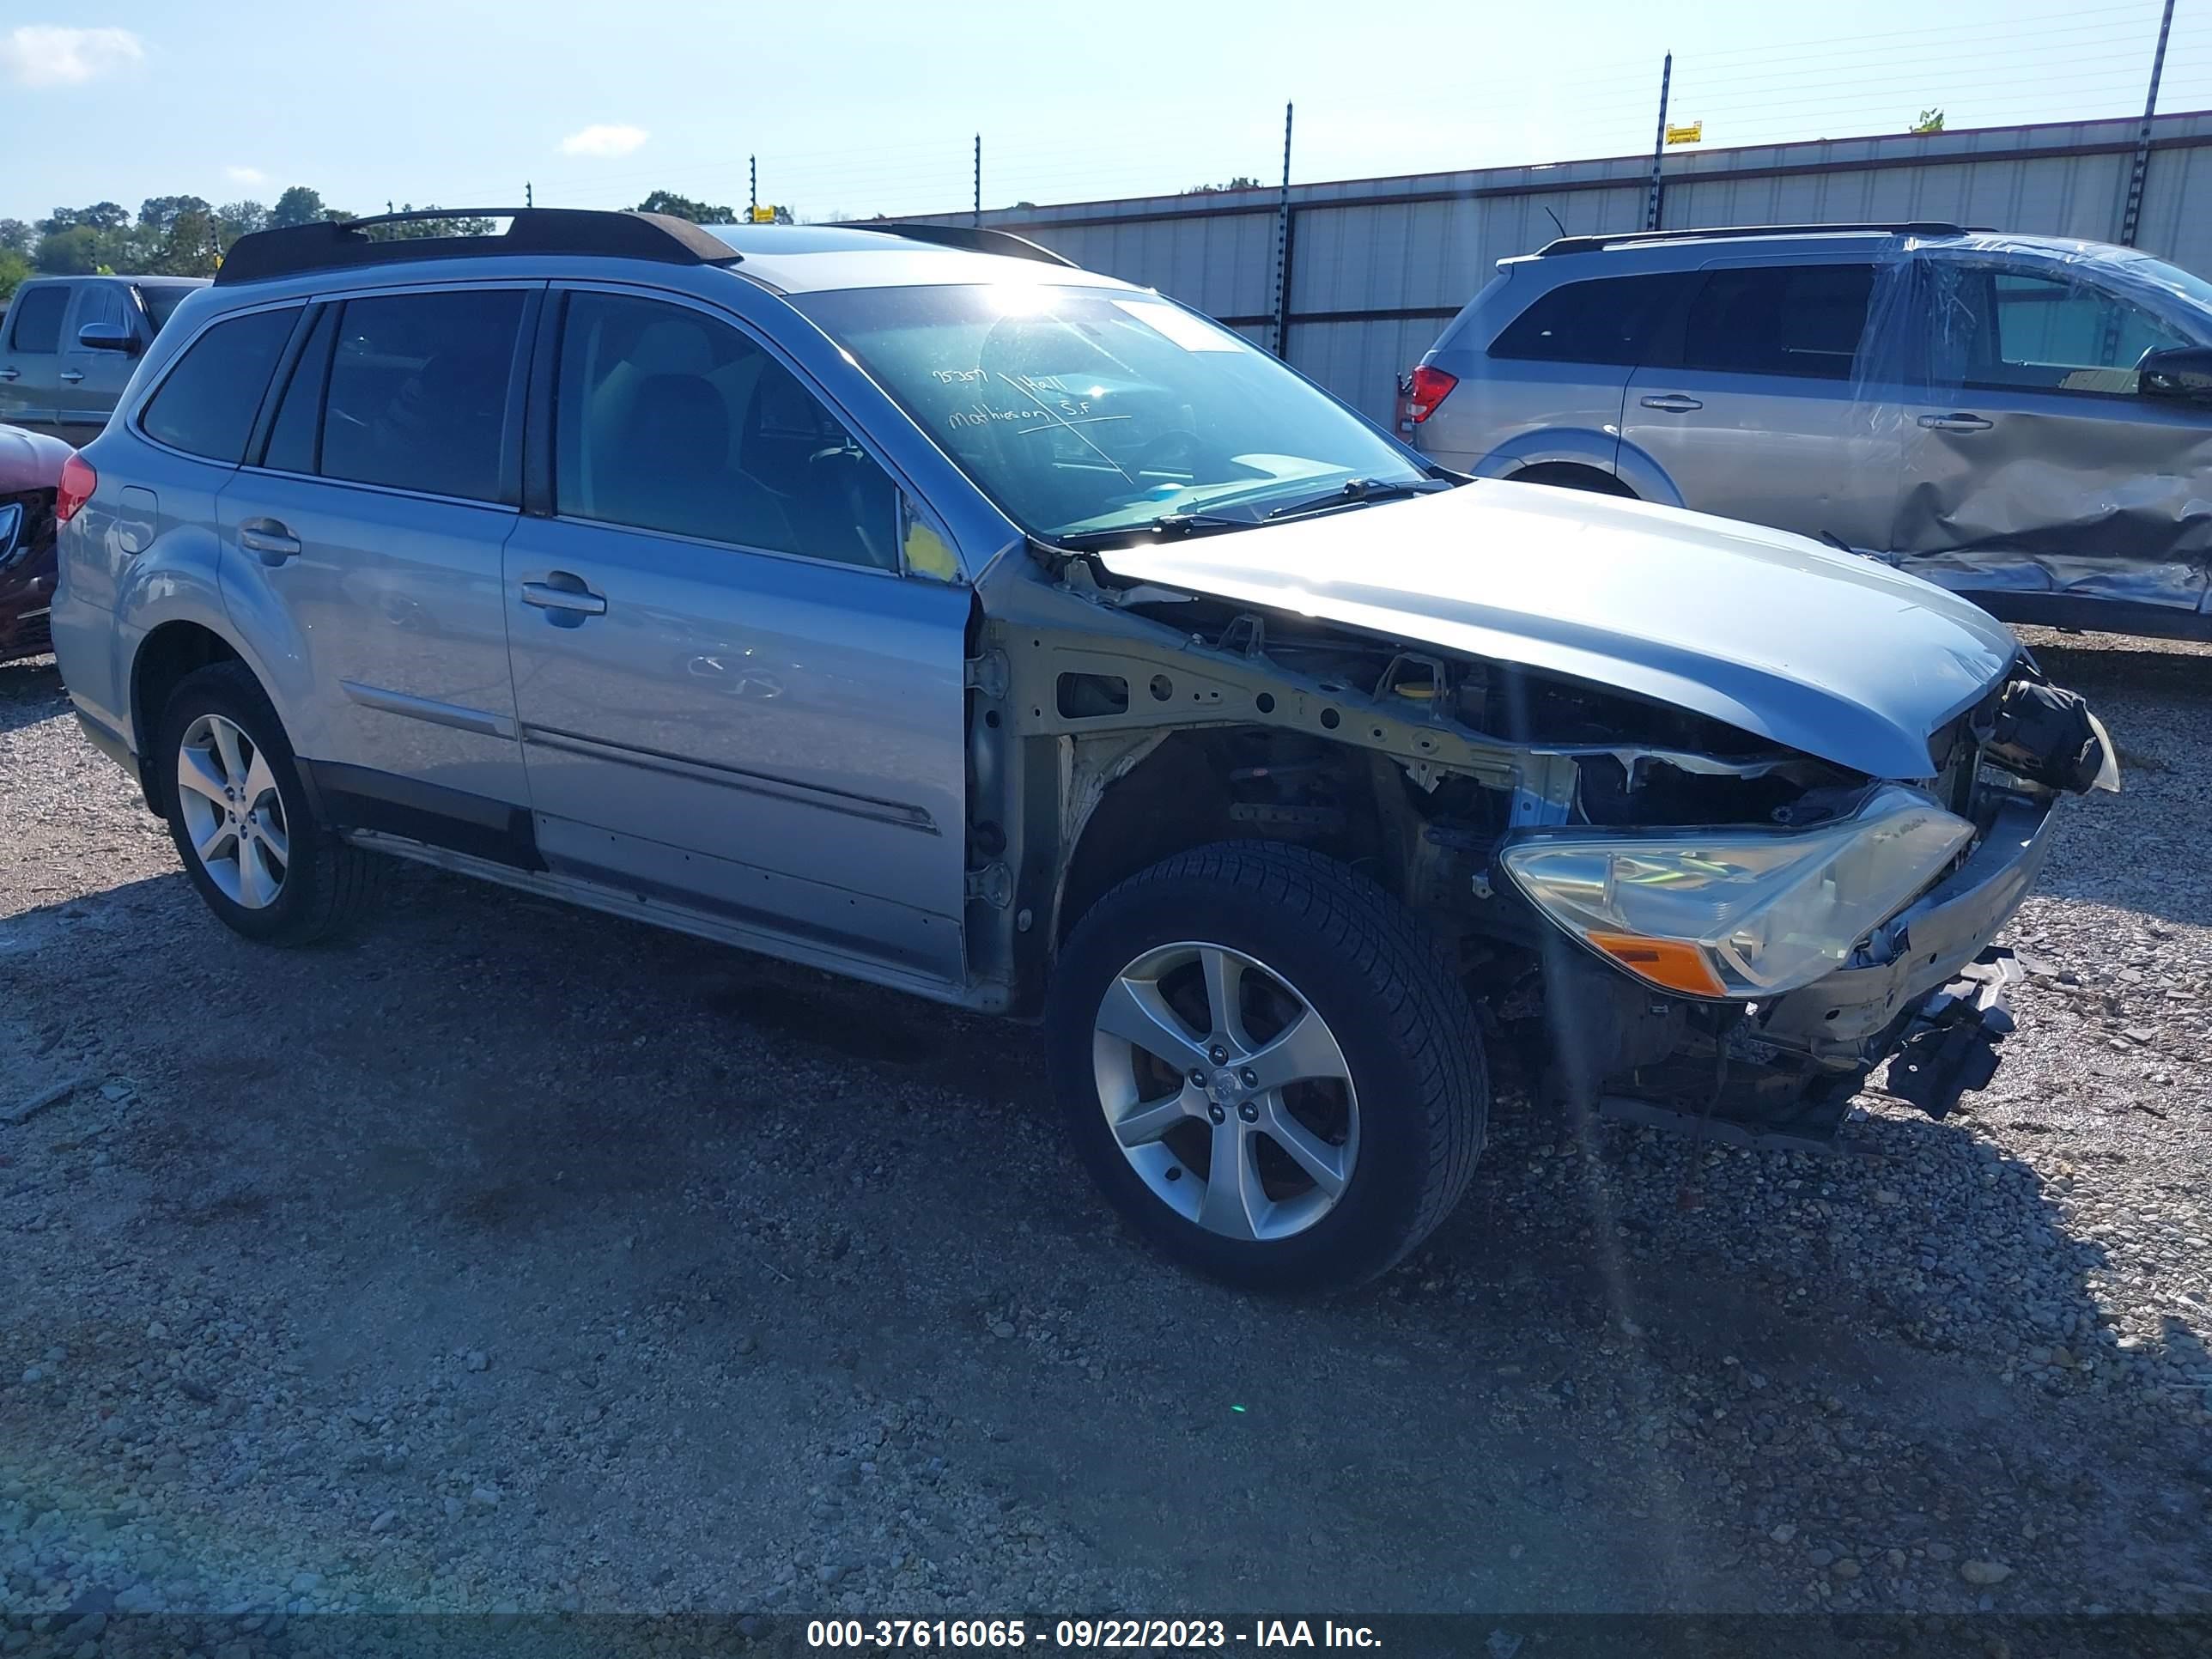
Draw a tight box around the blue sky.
[3,0,2206,226]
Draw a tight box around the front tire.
[1047,842,1487,1292]
[157,661,380,945]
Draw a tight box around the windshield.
[135,285,193,333]
[794,283,1427,541]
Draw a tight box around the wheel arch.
[129,620,264,817]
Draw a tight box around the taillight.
[1406,365,1458,424]
[56,453,96,525]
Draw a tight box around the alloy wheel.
[173,713,290,909]
[1090,941,1359,1242]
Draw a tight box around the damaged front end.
[1518,671,2115,1151]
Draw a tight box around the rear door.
[0,282,70,439]
[1623,257,1899,550]
[502,284,970,985]
[217,283,538,845]
[1421,269,1691,477]
[57,283,139,441]
[1890,262,2211,614]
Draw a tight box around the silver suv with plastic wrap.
[52,210,2118,1291]
[1406,222,2212,641]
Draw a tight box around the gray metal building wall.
[975,111,2212,427]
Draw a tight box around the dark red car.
[0,424,71,662]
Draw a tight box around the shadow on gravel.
[0,657,65,738]
[7,860,2208,1615]
[2027,641,2212,704]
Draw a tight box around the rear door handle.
[520,577,608,617]
[238,519,302,563]
[58,370,86,385]
[1918,412,1993,432]
[1639,393,1703,413]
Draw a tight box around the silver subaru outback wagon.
[1406,222,2212,641]
[53,210,2115,1292]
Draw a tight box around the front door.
[1890,262,2212,614]
[56,283,141,442]
[216,284,538,844]
[1622,257,1899,552]
[503,287,969,985]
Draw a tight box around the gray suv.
[53,210,2114,1291]
[1406,222,2212,641]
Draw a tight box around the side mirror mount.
[2137,343,2212,405]
[77,321,139,356]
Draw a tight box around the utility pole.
[974,134,982,227]
[1271,101,1295,358]
[525,182,533,209]
[2117,0,2176,247]
[1644,52,1672,232]
[750,155,757,221]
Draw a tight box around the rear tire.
[1047,841,1487,1293]
[157,661,381,945]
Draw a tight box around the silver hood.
[1094,479,2021,781]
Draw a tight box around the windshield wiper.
[1054,512,1259,552]
[1262,477,1451,520]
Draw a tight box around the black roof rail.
[1534,222,1975,257]
[860,222,1076,267]
[214,208,741,286]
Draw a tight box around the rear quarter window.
[1488,271,1692,365]
[139,307,301,463]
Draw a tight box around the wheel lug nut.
[1240,1068,1258,1088]
[1208,1045,1229,1065]
[1189,1068,1207,1086]
[1207,1104,1224,1124]
[1237,1102,1259,1123]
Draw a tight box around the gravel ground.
[2,628,2209,1630]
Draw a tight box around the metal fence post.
[2117,0,2177,247]
[1644,52,1673,232]
[975,135,982,227]
[750,156,757,220]
[1272,102,1295,357]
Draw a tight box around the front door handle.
[1918,412,1993,433]
[521,577,608,617]
[1639,393,1703,413]
[0,368,18,381]
[58,369,86,385]
[238,519,301,564]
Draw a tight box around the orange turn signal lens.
[1584,932,1729,1000]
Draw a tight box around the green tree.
[266,186,328,228]
[1912,108,1946,134]
[216,201,268,251]
[0,249,30,301]
[40,201,131,234]
[636,190,736,223]
[0,219,32,257]
[137,194,212,237]
[33,225,106,273]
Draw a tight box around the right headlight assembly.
[1498,785,1976,1001]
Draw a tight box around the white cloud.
[226,165,266,186]
[559,124,648,159]
[0,24,145,88]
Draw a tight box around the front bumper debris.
[1880,949,2021,1119]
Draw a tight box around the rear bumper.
[1758,790,2057,1057]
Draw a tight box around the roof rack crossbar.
[213,209,741,286]
[1535,221,1974,256]
[859,222,1076,266]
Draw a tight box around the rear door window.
[1674,264,1875,380]
[6,286,68,354]
[1488,272,1692,364]
[318,289,527,503]
[139,307,301,462]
